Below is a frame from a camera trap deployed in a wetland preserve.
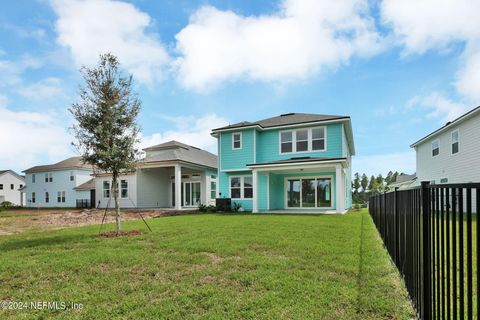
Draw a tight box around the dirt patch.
[0,209,197,236]
[97,230,143,238]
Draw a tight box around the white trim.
[252,170,258,213]
[232,132,242,150]
[451,129,459,155]
[221,168,253,172]
[174,164,182,210]
[253,130,256,163]
[283,175,334,210]
[266,173,270,211]
[335,165,345,213]
[248,159,347,171]
[218,134,222,171]
[278,126,327,155]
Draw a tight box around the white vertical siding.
[95,174,137,209]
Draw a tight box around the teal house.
[211,113,355,213]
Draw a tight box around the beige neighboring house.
[0,170,25,206]
[389,173,417,190]
[94,141,218,209]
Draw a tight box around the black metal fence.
[76,199,92,209]
[369,182,479,320]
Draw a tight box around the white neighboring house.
[0,170,26,206]
[23,157,94,208]
[411,106,480,184]
[95,141,218,209]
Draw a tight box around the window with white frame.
[32,174,35,183]
[451,130,459,154]
[120,180,128,198]
[103,181,110,198]
[10,184,14,190]
[57,191,65,203]
[45,173,49,182]
[45,192,49,203]
[230,176,253,199]
[49,173,53,182]
[232,132,242,149]
[280,131,293,153]
[70,171,74,181]
[210,180,217,199]
[32,192,36,203]
[0,184,3,190]
[280,127,326,154]
[432,140,440,157]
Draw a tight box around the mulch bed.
[97,230,144,238]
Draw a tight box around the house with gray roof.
[94,140,218,209]
[211,112,354,213]
[22,157,94,208]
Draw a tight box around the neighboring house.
[389,173,417,190]
[23,157,94,208]
[411,106,480,184]
[0,170,25,206]
[95,141,217,209]
[211,113,355,213]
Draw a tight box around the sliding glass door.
[286,177,332,209]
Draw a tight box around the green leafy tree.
[353,173,360,194]
[70,53,141,234]
[360,174,368,192]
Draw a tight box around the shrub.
[0,201,14,209]
[232,202,242,212]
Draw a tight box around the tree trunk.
[112,173,121,234]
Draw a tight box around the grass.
[0,209,414,319]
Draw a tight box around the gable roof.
[211,112,355,156]
[23,156,92,173]
[411,106,480,147]
[213,113,349,131]
[0,170,25,181]
[74,178,95,190]
[141,140,217,169]
[394,173,417,184]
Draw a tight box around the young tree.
[70,53,141,234]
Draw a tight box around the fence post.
[421,181,431,320]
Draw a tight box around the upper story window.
[232,132,242,150]
[451,130,459,154]
[70,171,75,181]
[10,184,14,190]
[45,173,53,183]
[0,184,3,190]
[32,174,35,183]
[280,127,326,154]
[432,140,440,157]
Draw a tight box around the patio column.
[252,169,258,213]
[336,165,345,213]
[175,164,182,210]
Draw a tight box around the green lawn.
[0,210,414,319]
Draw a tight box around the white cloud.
[16,77,64,100]
[407,92,467,123]
[381,0,480,102]
[50,0,169,84]
[0,97,73,171]
[0,55,42,87]
[139,114,229,153]
[353,151,416,177]
[174,0,383,91]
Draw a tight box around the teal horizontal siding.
[256,123,344,163]
[220,129,254,170]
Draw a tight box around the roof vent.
[280,112,295,117]
[445,121,452,126]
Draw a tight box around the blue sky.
[0,0,478,176]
